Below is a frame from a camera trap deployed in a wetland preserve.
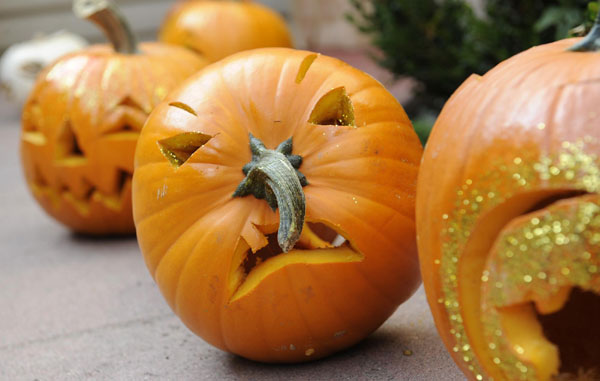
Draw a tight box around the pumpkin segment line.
[234,134,307,252]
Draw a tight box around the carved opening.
[22,131,47,146]
[242,232,282,276]
[32,165,47,187]
[115,169,130,194]
[479,191,598,380]
[118,96,146,113]
[308,86,355,126]
[158,132,212,167]
[295,53,318,84]
[55,121,87,164]
[297,222,347,249]
[240,223,350,282]
[169,101,197,116]
[539,288,600,378]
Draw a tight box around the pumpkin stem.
[569,7,600,52]
[73,0,138,54]
[233,134,308,252]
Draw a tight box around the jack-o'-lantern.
[417,14,600,381]
[132,48,422,362]
[20,0,207,234]
[159,0,292,63]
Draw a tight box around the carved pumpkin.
[132,48,422,362]
[159,0,293,63]
[20,0,207,234]
[416,16,600,381]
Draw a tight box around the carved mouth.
[30,166,132,215]
[481,192,600,380]
[227,222,363,303]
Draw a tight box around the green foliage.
[348,1,597,143]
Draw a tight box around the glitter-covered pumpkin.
[132,48,422,362]
[416,17,600,381]
[20,0,207,234]
[159,0,292,63]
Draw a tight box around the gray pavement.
[0,98,462,380]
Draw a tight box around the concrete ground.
[0,69,462,380]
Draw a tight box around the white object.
[0,30,88,104]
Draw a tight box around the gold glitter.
[514,345,524,355]
[439,137,600,381]
[537,272,547,279]
[403,349,413,356]
[536,122,546,130]
[305,348,315,356]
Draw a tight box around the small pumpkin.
[417,14,600,381]
[133,48,422,362]
[20,0,207,234]
[159,0,293,63]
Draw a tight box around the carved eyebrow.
[158,131,212,167]
[169,101,197,116]
[295,53,318,84]
[308,86,355,126]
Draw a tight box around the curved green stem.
[569,7,600,52]
[234,134,307,252]
[73,0,138,54]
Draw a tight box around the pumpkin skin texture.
[133,48,422,362]
[159,0,292,63]
[20,43,207,234]
[416,38,600,380]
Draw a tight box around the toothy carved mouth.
[31,166,132,215]
[227,222,364,303]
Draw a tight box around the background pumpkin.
[132,47,422,362]
[159,0,293,63]
[416,14,600,381]
[20,0,208,234]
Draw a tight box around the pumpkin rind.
[20,43,207,234]
[132,48,422,362]
[159,0,293,63]
[417,38,600,380]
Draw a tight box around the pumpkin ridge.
[307,183,417,223]
[149,192,234,269]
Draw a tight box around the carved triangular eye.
[158,132,212,167]
[308,86,355,126]
[55,121,86,163]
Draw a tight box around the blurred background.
[1,0,598,141]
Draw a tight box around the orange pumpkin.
[132,48,422,362]
[417,18,600,381]
[159,0,292,63]
[20,0,207,234]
